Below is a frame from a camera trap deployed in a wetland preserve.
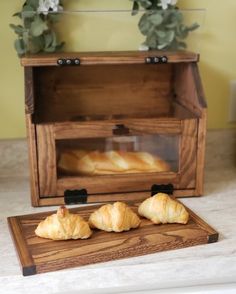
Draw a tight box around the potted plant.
[131,0,199,50]
[10,0,199,56]
[10,0,64,56]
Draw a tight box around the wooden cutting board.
[8,201,218,276]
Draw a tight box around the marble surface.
[0,130,236,294]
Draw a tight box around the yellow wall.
[0,0,236,139]
[181,0,236,129]
[0,1,25,139]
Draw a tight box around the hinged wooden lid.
[21,50,199,67]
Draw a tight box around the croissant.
[89,202,141,232]
[35,206,92,240]
[138,193,189,225]
[58,150,170,176]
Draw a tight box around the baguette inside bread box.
[22,51,207,207]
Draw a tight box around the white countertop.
[0,130,236,294]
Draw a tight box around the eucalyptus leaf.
[27,0,40,10]
[9,24,24,35]
[165,30,175,43]
[165,21,177,29]
[44,32,53,48]
[132,1,200,51]
[177,25,189,39]
[51,31,58,47]
[22,5,36,19]
[10,0,64,56]
[149,13,163,26]
[30,15,48,37]
[13,12,22,19]
[155,30,166,38]
[139,14,152,35]
[48,13,61,23]
[30,35,45,53]
[131,0,152,9]
[177,41,187,49]
[142,0,152,9]
[14,39,26,56]
[23,17,33,29]
[157,43,169,50]
[131,1,139,16]
[188,23,200,31]
[56,41,65,51]
[146,34,157,48]
[22,31,29,45]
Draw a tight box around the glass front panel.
[13,3,205,56]
[56,134,179,177]
[57,9,205,53]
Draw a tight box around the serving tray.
[8,201,218,276]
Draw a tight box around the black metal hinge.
[57,58,80,66]
[151,184,174,196]
[145,56,168,64]
[64,189,88,205]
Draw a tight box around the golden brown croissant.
[138,193,189,225]
[89,202,141,232]
[35,206,92,240]
[58,150,170,175]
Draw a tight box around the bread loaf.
[58,150,170,175]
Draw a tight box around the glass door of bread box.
[56,134,179,177]
[36,118,197,201]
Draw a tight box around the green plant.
[10,0,64,56]
[131,0,199,50]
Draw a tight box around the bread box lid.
[21,50,199,67]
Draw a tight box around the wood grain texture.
[174,189,199,198]
[38,189,197,206]
[174,63,207,117]
[183,204,218,243]
[174,63,207,195]
[196,111,207,195]
[56,172,179,196]
[178,119,197,189]
[192,64,207,196]
[21,51,199,67]
[54,119,181,140]
[36,125,57,197]
[25,115,39,207]
[191,63,207,109]
[7,217,36,276]
[24,67,34,114]
[7,200,218,276]
[39,191,151,206]
[33,64,173,123]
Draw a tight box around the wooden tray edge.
[7,216,36,276]
[7,199,219,276]
[181,205,219,244]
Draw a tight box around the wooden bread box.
[22,51,207,207]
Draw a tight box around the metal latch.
[64,189,88,205]
[113,124,130,135]
[151,184,174,196]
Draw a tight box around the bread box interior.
[22,51,207,207]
